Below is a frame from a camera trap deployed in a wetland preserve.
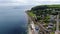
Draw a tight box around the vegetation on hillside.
[27,5,60,31]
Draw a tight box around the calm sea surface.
[0,6,33,34]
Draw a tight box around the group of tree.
[28,5,60,23]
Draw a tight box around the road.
[27,14,39,34]
[30,21,39,34]
[28,25,32,34]
[27,12,47,34]
[28,21,38,34]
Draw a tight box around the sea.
[0,5,34,34]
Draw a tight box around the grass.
[47,5,60,8]
[51,32,55,34]
[28,12,36,17]
[53,27,56,31]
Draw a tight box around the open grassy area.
[28,12,36,17]
[46,5,60,8]
[51,32,55,34]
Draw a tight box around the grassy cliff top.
[33,5,60,8]
[30,5,60,11]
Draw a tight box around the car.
[35,26,39,31]
[35,27,39,30]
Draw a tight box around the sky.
[0,0,60,6]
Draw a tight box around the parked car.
[35,26,39,31]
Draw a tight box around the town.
[26,5,60,34]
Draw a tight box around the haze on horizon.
[0,0,60,6]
